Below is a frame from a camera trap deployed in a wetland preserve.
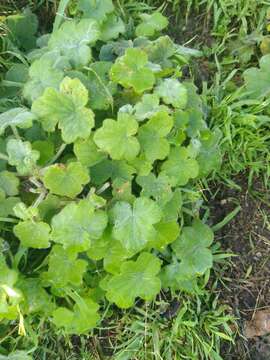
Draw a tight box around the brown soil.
[209,175,270,359]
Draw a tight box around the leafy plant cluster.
[0,0,222,337]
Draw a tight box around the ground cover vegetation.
[0,0,269,359]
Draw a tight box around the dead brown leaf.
[245,310,270,338]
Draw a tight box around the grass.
[0,289,235,359]
[208,87,270,187]
[109,293,235,360]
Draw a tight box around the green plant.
[0,0,223,346]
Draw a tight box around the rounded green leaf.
[94,113,140,161]
[0,254,18,287]
[155,78,188,108]
[32,77,95,143]
[138,110,173,162]
[52,296,100,334]
[17,278,54,315]
[243,54,270,98]
[99,14,125,42]
[110,48,155,93]
[14,220,51,249]
[78,0,114,21]
[0,171,19,196]
[51,199,108,253]
[6,9,38,51]
[144,35,176,68]
[74,136,106,167]
[160,260,199,293]
[43,162,90,198]
[87,227,111,261]
[161,147,199,186]
[80,61,116,110]
[134,93,163,121]
[48,19,100,67]
[43,245,87,288]
[0,108,35,135]
[23,57,64,103]
[148,221,180,251]
[7,139,39,175]
[105,252,162,308]
[32,140,54,166]
[111,197,162,252]
[172,219,214,278]
[161,189,182,222]
[135,12,168,37]
[197,129,222,177]
[136,173,172,205]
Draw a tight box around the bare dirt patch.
[209,175,270,359]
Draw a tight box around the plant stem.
[0,217,18,223]
[0,152,8,161]
[32,191,47,208]
[47,144,67,165]
[53,0,70,32]
[11,125,21,140]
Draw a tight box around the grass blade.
[212,205,241,232]
[53,0,70,32]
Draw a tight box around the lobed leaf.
[94,113,140,161]
[110,48,155,93]
[110,197,162,252]
[14,221,51,249]
[104,252,162,308]
[51,199,108,253]
[32,77,95,143]
[155,78,188,109]
[48,19,100,67]
[136,12,168,37]
[172,219,214,278]
[43,162,90,198]
[161,146,199,186]
[138,110,173,162]
[6,139,39,175]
